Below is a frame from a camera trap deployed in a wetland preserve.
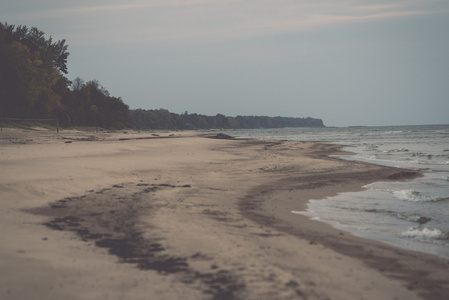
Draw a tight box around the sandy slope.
[0,128,448,300]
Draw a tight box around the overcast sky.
[2,0,449,126]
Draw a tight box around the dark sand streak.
[29,183,245,300]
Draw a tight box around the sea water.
[215,125,449,259]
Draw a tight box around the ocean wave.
[411,152,433,159]
[401,227,448,241]
[397,213,431,224]
[384,148,409,153]
[363,208,432,224]
[392,189,448,202]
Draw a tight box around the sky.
[2,0,449,127]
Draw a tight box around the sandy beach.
[0,128,448,300]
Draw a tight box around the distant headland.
[129,109,325,130]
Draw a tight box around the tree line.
[0,22,129,128]
[129,109,324,130]
[1,22,324,130]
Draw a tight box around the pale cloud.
[353,4,409,12]
[5,1,445,32]
[2,0,448,45]
[148,1,443,44]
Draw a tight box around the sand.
[0,127,448,300]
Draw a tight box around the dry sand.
[0,128,448,300]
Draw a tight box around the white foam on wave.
[401,227,448,240]
[392,189,444,202]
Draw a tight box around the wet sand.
[0,128,448,300]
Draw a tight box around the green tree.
[62,78,128,128]
[0,22,69,118]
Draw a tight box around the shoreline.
[239,143,449,299]
[1,128,448,299]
